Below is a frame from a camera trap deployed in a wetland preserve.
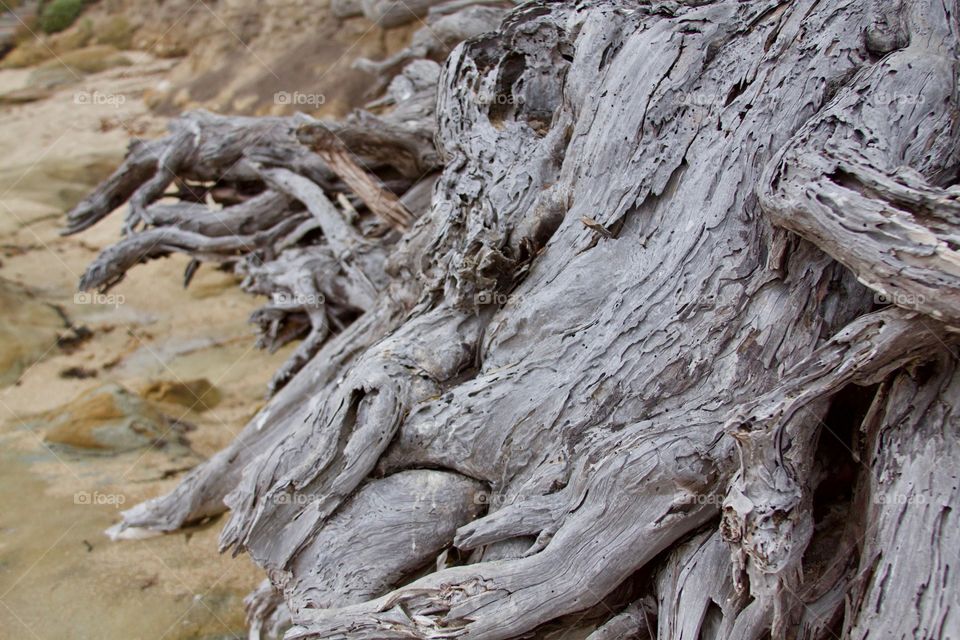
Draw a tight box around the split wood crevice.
[67,0,960,638]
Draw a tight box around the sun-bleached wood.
[72,0,960,638]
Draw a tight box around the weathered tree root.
[353,3,509,88]
[844,352,960,639]
[67,60,442,394]
[721,307,956,634]
[758,43,960,323]
[74,0,960,638]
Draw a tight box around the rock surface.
[0,278,63,387]
[39,382,186,453]
[138,378,222,412]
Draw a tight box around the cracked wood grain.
[70,0,960,638]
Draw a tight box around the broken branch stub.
[298,124,415,231]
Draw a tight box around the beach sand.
[0,51,294,640]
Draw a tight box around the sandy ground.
[0,52,295,640]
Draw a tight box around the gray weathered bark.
[70,0,960,638]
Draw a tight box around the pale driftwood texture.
[69,0,960,638]
[299,125,414,230]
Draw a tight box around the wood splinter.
[298,124,415,231]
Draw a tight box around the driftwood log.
[67,0,960,638]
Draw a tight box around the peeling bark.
[72,0,960,638]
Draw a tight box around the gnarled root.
[68,58,441,395]
[72,0,960,638]
[758,45,960,323]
